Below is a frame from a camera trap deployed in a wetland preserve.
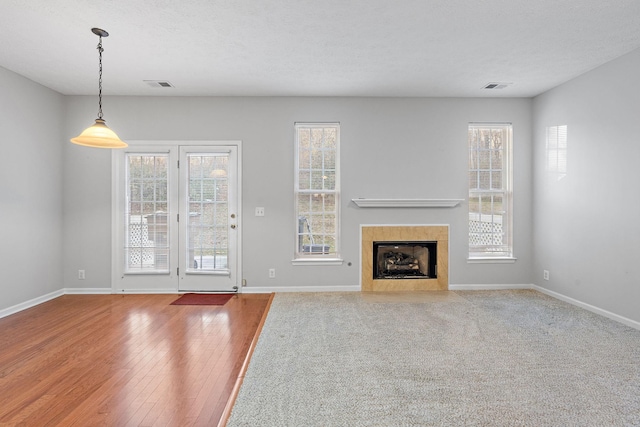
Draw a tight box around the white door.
[178,146,239,292]
[113,142,241,293]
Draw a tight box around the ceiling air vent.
[483,82,512,90]
[143,80,175,88]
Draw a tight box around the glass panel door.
[114,147,179,292]
[125,154,170,272]
[113,143,240,293]
[179,146,238,292]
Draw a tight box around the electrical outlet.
[268,268,276,279]
[78,270,86,280]
[543,270,549,281]
[255,207,265,217]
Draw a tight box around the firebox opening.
[373,241,437,280]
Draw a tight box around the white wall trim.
[291,258,344,266]
[532,285,640,331]
[466,257,518,264]
[449,283,532,290]
[111,289,182,294]
[243,285,361,293]
[64,288,113,295]
[0,289,64,319]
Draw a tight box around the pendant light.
[70,28,127,148]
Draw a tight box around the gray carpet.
[227,290,640,426]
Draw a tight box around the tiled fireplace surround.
[361,225,449,291]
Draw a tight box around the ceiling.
[2,0,640,98]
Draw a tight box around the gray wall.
[533,48,640,323]
[0,66,64,311]
[5,48,638,325]
[63,96,533,291]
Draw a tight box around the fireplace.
[373,241,437,279]
[361,225,448,291]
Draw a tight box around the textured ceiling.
[1,0,640,97]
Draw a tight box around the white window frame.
[468,123,515,261]
[293,123,342,265]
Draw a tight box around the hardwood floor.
[0,293,273,426]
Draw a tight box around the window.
[546,125,567,180]
[468,123,513,259]
[186,152,229,272]
[294,123,340,261]
[125,153,170,272]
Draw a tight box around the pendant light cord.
[70,28,127,148]
[97,37,104,120]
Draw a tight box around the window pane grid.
[468,124,512,258]
[188,154,229,271]
[125,154,170,272]
[546,125,567,180]
[295,124,339,257]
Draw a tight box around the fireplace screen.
[373,241,437,279]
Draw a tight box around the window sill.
[292,258,344,266]
[467,257,517,264]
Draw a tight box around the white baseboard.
[64,288,112,294]
[532,285,640,331]
[245,284,532,293]
[0,289,64,319]
[111,289,180,294]
[242,285,361,293]
[449,284,533,291]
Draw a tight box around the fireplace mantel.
[352,198,463,208]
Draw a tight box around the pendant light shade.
[70,118,127,148]
[71,28,127,148]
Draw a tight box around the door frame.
[111,140,243,293]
